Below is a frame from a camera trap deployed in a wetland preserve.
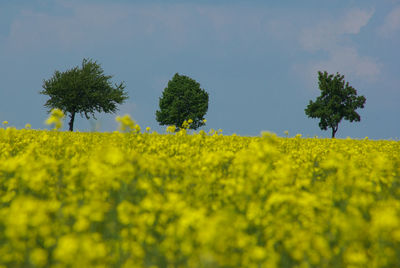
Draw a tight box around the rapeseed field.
[0,117,400,267]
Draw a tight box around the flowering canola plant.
[0,121,400,267]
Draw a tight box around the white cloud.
[4,1,297,52]
[306,47,381,81]
[297,8,380,82]
[6,3,132,51]
[299,22,338,52]
[299,8,374,52]
[378,5,400,37]
[6,2,203,51]
[340,8,375,34]
[5,2,171,50]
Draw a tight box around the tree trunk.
[68,111,76,131]
[331,126,338,138]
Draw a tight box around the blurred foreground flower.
[45,109,64,130]
[116,114,141,133]
[181,119,193,130]
[166,125,176,133]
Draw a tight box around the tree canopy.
[305,71,366,138]
[156,73,209,130]
[41,58,128,131]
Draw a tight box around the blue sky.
[1,0,399,138]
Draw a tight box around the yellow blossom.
[0,128,399,267]
[45,108,64,130]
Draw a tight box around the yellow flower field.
[0,124,399,267]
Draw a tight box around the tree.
[156,73,209,130]
[41,58,128,131]
[305,71,366,138]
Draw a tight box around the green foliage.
[156,73,209,130]
[305,71,366,138]
[41,58,128,131]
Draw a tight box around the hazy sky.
[1,0,399,138]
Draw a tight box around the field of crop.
[0,122,400,267]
